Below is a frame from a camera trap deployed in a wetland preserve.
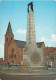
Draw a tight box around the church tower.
[4,22,14,62]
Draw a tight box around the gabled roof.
[49,47,56,53]
[14,40,44,50]
[36,42,44,48]
[6,22,13,35]
[43,47,56,55]
[14,40,26,50]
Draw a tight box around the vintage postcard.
[0,0,56,80]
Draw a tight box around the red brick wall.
[8,40,23,64]
[4,34,14,62]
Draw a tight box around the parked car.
[9,63,20,66]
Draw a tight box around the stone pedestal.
[23,46,44,67]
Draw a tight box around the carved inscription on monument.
[30,52,41,64]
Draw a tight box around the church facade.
[4,22,23,64]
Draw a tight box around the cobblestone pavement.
[0,73,56,80]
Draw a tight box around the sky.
[0,0,56,59]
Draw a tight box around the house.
[44,47,56,68]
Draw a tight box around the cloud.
[41,34,56,47]
[41,34,56,42]
[16,29,26,34]
[41,37,51,42]
[41,37,47,41]
[51,34,56,42]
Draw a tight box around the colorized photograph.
[0,0,56,80]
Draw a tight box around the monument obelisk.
[23,2,44,67]
[26,2,37,48]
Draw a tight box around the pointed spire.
[6,21,13,35]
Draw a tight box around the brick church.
[4,22,45,65]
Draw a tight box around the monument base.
[18,65,47,72]
[29,66,47,72]
[23,45,45,68]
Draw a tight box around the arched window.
[14,54,16,58]
[11,53,13,58]
[11,49,15,58]
[11,49,14,54]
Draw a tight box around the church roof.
[14,40,26,50]
[6,22,13,35]
[14,40,44,50]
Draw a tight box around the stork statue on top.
[28,2,33,13]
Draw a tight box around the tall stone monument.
[23,2,44,68]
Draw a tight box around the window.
[11,53,13,58]
[11,49,14,54]
[11,49,14,58]
[14,54,16,58]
